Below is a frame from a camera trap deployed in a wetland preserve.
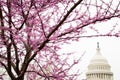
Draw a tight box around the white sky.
[59,37,120,80]
[58,14,120,79]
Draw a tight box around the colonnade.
[86,73,113,80]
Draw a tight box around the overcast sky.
[59,15,120,80]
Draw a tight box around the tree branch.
[47,0,83,38]
[58,14,120,37]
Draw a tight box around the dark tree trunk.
[15,76,24,80]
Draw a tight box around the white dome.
[87,48,112,74]
[86,43,113,80]
[89,48,109,65]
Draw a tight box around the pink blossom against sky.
[58,14,120,80]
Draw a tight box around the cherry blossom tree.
[0,0,120,80]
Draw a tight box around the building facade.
[86,43,113,80]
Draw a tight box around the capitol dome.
[86,42,113,80]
